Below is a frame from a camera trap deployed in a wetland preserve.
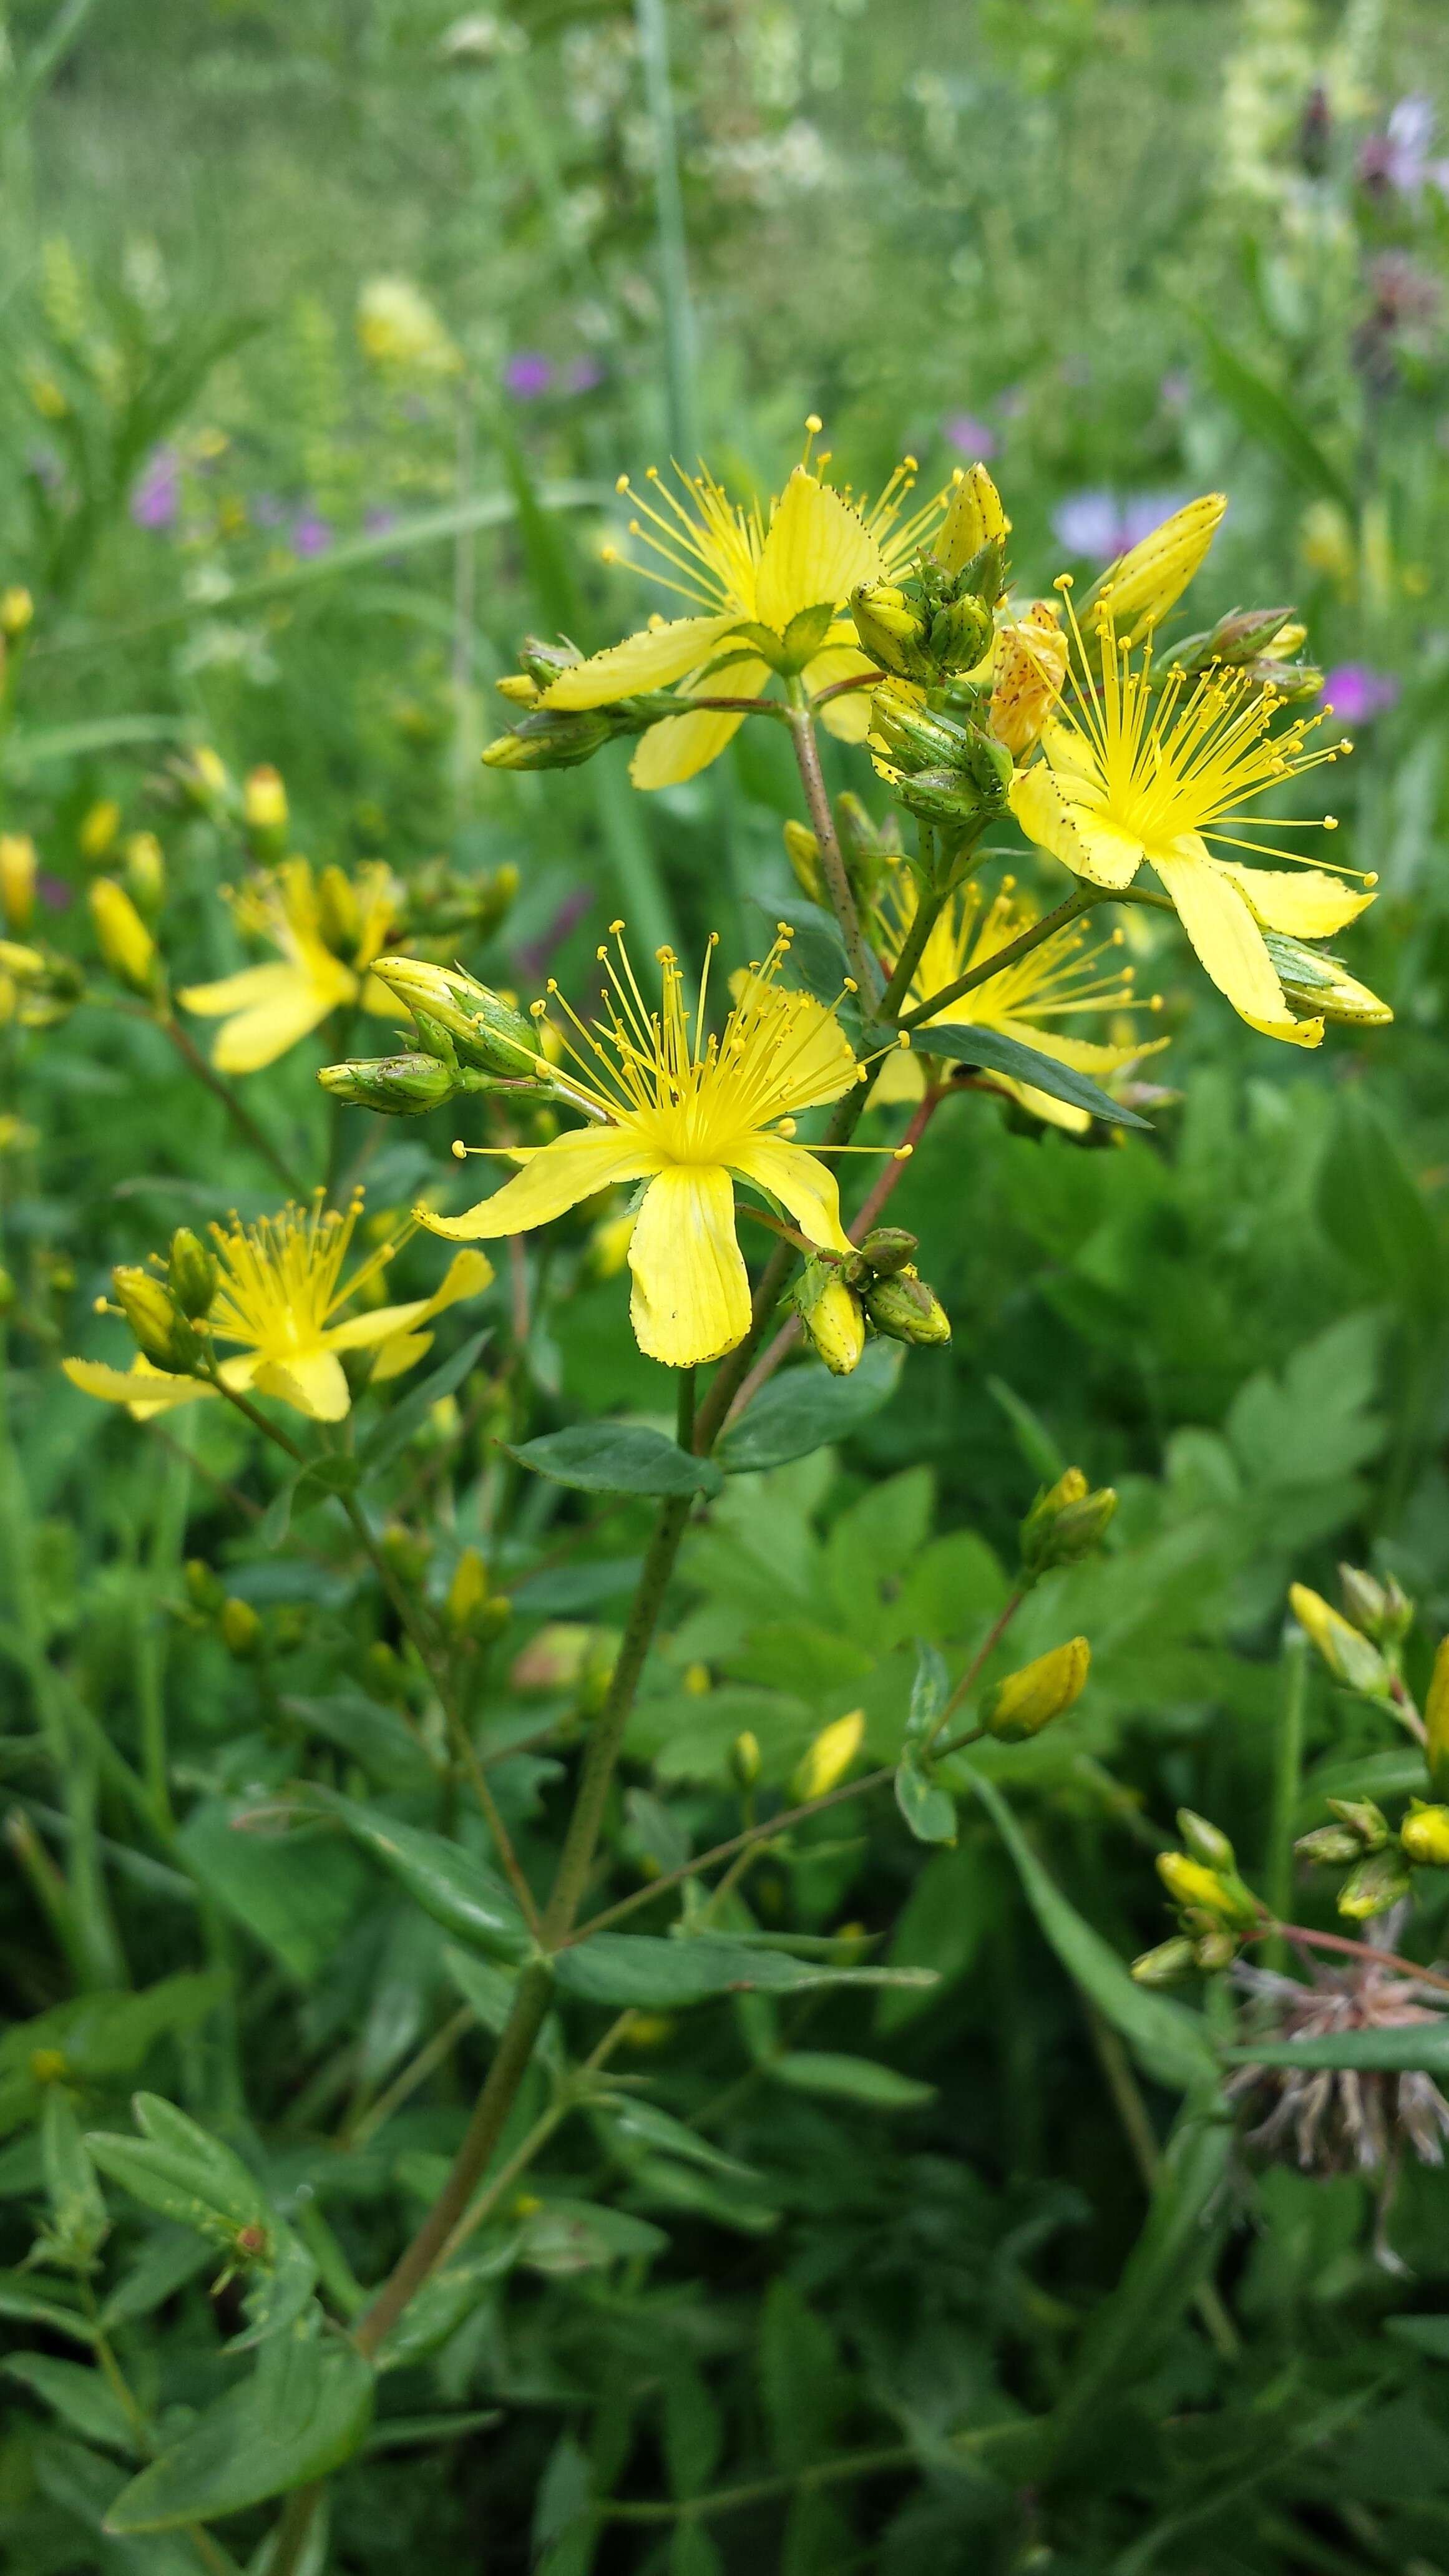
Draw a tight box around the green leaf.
[105,2335,376,2532]
[1316,1091,1442,1322]
[1225,2022,1449,2074]
[4,2353,139,2454]
[597,2096,762,2182]
[87,2094,271,2243]
[985,1374,1067,1483]
[889,1019,1149,1128]
[302,1788,532,1963]
[1387,2317,1449,2359]
[905,1637,948,1743]
[41,2090,109,2265]
[0,2271,95,2343]
[1198,328,1355,509]
[176,1802,368,1983]
[358,1329,491,1475]
[552,1933,937,2009]
[283,1693,439,1793]
[973,1773,1219,2092]
[505,1423,723,1499]
[718,1340,904,1475]
[753,895,876,1016]
[769,2052,935,2109]
[895,1751,957,1845]
[260,1455,361,1550]
[374,2240,520,2370]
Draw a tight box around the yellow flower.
[872,872,1164,1134]
[540,422,948,788]
[1009,597,1367,1046]
[422,925,866,1369]
[64,1196,492,1422]
[179,859,401,1073]
[356,278,461,379]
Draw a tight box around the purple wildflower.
[942,413,997,459]
[1320,665,1399,725]
[290,512,333,559]
[37,872,71,913]
[565,356,605,394]
[131,447,180,533]
[1359,95,1449,199]
[1050,489,1188,564]
[503,353,554,398]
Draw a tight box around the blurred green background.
[7,3,1449,2568]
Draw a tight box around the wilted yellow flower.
[89,877,156,993]
[179,859,400,1072]
[793,1707,865,1802]
[1086,494,1226,643]
[0,834,36,932]
[1010,590,1367,1047]
[357,277,461,379]
[872,872,1163,1133]
[423,925,869,1369]
[539,422,949,787]
[65,1194,492,1422]
[989,600,1067,754]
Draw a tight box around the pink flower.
[942,413,997,459]
[1320,664,1399,725]
[131,447,179,532]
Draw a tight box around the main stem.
[785,688,877,997]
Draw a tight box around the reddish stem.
[1249,1920,1449,1997]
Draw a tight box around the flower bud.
[1170,605,1299,673]
[482,709,617,771]
[177,746,231,814]
[318,1051,469,1116]
[1427,1635,1449,1796]
[792,1259,865,1376]
[510,1622,594,1694]
[730,1730,762,1791]
[242,765,288,853]
[1262,934,1391,1028]
[380,1523,431,1588]
[112,1266,187,1369]
[89,877,157,995]
[792,1707,864,1802]
[871,689,975,777]
[1177,1809,1236,1873]
[185,1558,225,1614]
[863,1265,951,1348]
[850,582,937,682]
[0,587,34,638]
[1337,1848,1412,1921]
[121,830,165,917]
[1020,1471,1116,1577]
[1157,1849,1260,1930]
[783,818,825,903]
[446,1544,489,1631]
[517,635,584,688]
[495,671,540,706]
[369,958,542,1076]
[1400,1803,1449,1868]
[1325,1796,1390,1850]
[928,591,994,674]
[857,1226,918,1276]
[1083,494,1227,645]
[0,1266,14,1314]
[1294,1823,1365,1866]
[983,1636,1090,1740]
[79,799,120,864]
[220,1596,261,1660]
[1193,1931,1241,1973]
[168,1227,217,1320]
[1130,1935,1198,1986]
[0,834,36,932]
[935,464,1011,581]
[1288,1583,1391,1695]
[988,601,1068,756]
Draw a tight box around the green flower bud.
[1020,1473,1117,1578]
[982,1636,1090,1740]
[1192,1931,1241,1973]
[1176,1810,1236,1873]
[729,1730,762,1791]
[792,1260,866,1377]
[1294,1823,1365,1866]
[369,959,542,1077]
[517,635,584,688]
[850,582,936,682]
[482,709,617,771]
[1169,605,1297,673]
[862,1265,951,1347]
[318,1053,471,1116]
[112,1266,192,1370]
[220,1596,261,1660]
[1337,1848,1412,1921]
[1289,1584,1392,1695]
[1427,1634,1449,1798]
[0,1265,14,1315]
[1262,933,1391,1028]
[871,691,976,776]
[1400,1802,1449,1868]
[185,1559,225,1614]
[168,1228,217,1321]
[1325,1796,1390,1850]
[857,1226,919,1276]
[1130,1936,1198,1986]
[928,591,993,673]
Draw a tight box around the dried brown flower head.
[1229,1911,1449,2177]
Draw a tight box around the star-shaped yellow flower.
[65,1195,491,1422]
[1009,599,1368,1045]
[422,926,866,1368]
[539,426,947,789]
[180,859,401,1073]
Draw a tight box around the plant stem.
[900,887,1104,1028]
[600,2441,915,2525]
[921,1589,1025,1755]
[158,1015,303,1194]
[1264,1632,1309,1974]
[346,2004,476,2152]
[1081,2003,1239,2359]
[564,1764,895,1942]
[785,690,876,995]
[1249,1921,1449,1996]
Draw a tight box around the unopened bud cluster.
[1018,1467,1117,1584]
[1166,603,1322,702]
[484,637,663,772]
[1133,1810,1264,1981]
[321,956,553,1118]
[789,1227,950,1377]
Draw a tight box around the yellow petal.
[1009,766,1142,890]
[421,1128,659,1242]
[252,1346,352,1420]
[628,1163,750,1367]
[63,1356,215,1417]
[371,1329,433,1383]
[542,615,739,708]
[866,1045,927,1108]
[807,645,877,743]
[178,962,300,1018]
[729,1136,850,1254]
[1212,862,1373,938]
[998,1079,1091,1135]
[1151,839,1322,1046]
[628,650,771,789]
[991,1017,1165,1078]
[726,973,859,1111]
[325,1247,494,1352]
[754,469,880,633]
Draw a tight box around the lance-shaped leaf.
[104,2334,376,2532]
[879,1019,1150,1128]
[299,1787,533,1963]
